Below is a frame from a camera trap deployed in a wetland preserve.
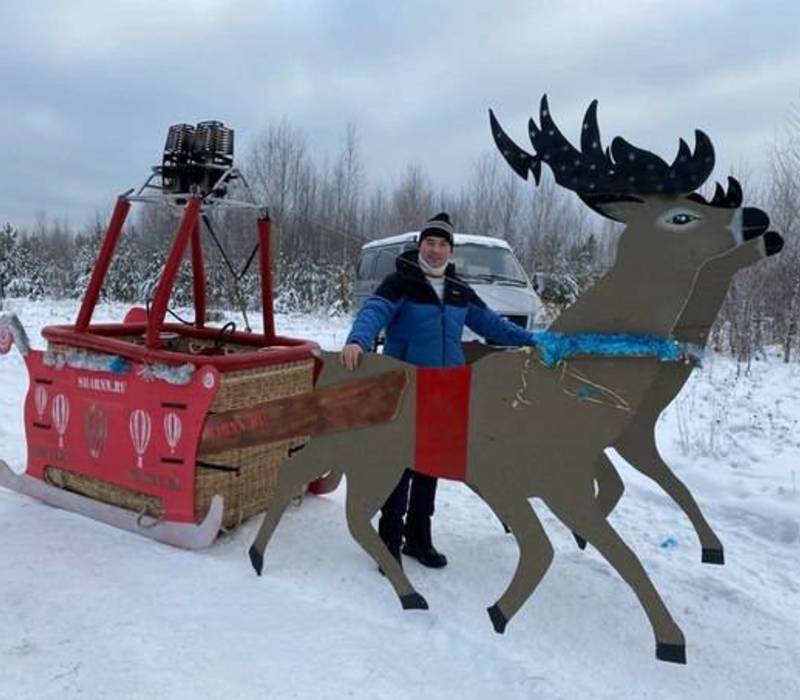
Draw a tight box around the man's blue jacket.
[347,250,535,368]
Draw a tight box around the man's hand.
[340,343,364,370]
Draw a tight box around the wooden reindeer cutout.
[492,104,785,561]
[239,97,774,664]
[590,229,783,564]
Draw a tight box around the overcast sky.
[1,0,798,229]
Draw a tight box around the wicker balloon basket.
[44,338,314,531]
[194,357,314,528]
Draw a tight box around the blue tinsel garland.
[530,331,702,368]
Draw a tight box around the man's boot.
[402,515,447,568]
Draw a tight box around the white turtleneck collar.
[418,254,448,278]
[417,254,448,301]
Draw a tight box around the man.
[341,212,537,568]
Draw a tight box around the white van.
[353,232,545,342]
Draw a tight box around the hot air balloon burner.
[158,120,235,197]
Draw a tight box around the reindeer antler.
[687,176,743,209]
[489,109,541,183]
[490,95,717,199]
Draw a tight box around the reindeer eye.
[668,213,700,225]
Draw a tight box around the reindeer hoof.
[572,532,587,550]
[248,546,264,576]
[764,231,784,256]
[400,593,428,610]
[656,642,686,664]
[702,548,724,565]
[488,604,508,634]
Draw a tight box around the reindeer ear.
[581,195,643,222]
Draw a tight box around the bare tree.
[766,100,800,362]
[245,119,313,261]
[388,163,435,233]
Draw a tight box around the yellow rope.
[510,346,631,412]
[558,361,631,412]
[511,347,535,409]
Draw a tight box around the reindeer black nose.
[741,207,770,240]
[763,231,784,256]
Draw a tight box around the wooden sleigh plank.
[200,370,408,455]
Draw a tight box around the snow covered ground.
[1,299,798,700]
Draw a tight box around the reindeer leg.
[594,453,626,516]
[469,482,554,634]
[345,472,428,611]
[546,489,686,664]
[249,442,330,576]
[616,432,724,564]
[471,484,511,534]
[573,454,625,550]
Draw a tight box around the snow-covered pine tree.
[0,223,19,301]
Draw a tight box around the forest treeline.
[1,111,798,364]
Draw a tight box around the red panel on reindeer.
[414,365,471,481]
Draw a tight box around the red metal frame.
[148,198,202,347]
[190,218,206,328]
[258,216,276,343]
[42,323,317,370]
[63,195,317,369]
[75,197,131,332]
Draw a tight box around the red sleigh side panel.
[23,349,219,524]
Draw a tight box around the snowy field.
[1,299,799,700]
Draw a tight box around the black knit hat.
[418,212,454,247]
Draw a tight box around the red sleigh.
[0,121,334,548]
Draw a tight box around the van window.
[356,249,378,280]
[450,244,528,286]
[373,245,403,280]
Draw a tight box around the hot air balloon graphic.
[129,409,152,469]
[0,324,11,354]
[84,404,108,461]
[51,394,70,448]
[34,385,48,421]
[163,412,182,454]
